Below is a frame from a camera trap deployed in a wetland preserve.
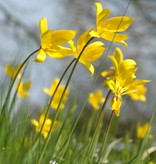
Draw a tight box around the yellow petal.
[39,112,46,124]
[106,79,116,92]
[42,132,48,138]
[51,30,76,45]
[111,96,122,117]
[100,32,128,47]
[120,41,128,48]
[22,81,31,90]
[82,61,94,75]
[137,123,150,139]
[103,16,134,32]
[113,48,123,64]
[129,85,147,102]
[95,2,103,16]
[97,9,110,30]
[5,64,15,78]
[43,88,52,96]
[43,79,58,96]
[108,56,119,74]
[41,30,52,49]
[84,41,105,62]
[17,80,30,98]
[31,119,39,128]
[68,40,77,54]
[132,79,151,86]
[119,59,136,71]
[89,30,100,38]
[77,29,93,52]
[34,49,46,62]
[101,31,128,42]
[45,119,52,127]
[101,70,113,77]
[4,64,21,79]
[40,17,48,35]
[89,90,105,110]
[46,46,73,58]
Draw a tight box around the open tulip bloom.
[101,48,150,116]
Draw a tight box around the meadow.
[0,1,155,164]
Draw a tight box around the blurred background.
[0,0,156,123]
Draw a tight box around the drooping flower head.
[101,48,150,116]
[35,17,76,62]
[68,30,105,75]
[43,78,69,110]
[31,111,60,138]
[91,2,134,47]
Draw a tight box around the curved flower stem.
[97,110,114,164]
[34,58,76,143]
[86,89,111,160]
[37,37,94,164]
[2,48,40,114]
[36,59,76,164]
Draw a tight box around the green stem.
[58,89,111,162]
[2,48,40,114]
[37,58,76,164]
[37,37,94,164]
[34,58,76,143]
[87,90,111,160]
[97,110,114,164]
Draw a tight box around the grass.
[0,94,155,164]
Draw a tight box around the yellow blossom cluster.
[3,2,150,139]
[101,48,150,116]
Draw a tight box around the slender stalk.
[34,58,76,143]
[57,91,111,161]
[97,110,114,164]
[37,58,76,164]
[37,37,94,164]
[86,90,111,160]
[2,48,40,114]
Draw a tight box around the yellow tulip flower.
[43,78,69,110]
[35,17,76,62]
[89,90,105,110]
[31,111,60,139]
[90,2,134,47]
[102,48,150,116]
[137,123,150,139]
[68,30,105,75]
[17,79,31,98]
[4,64,21,79]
